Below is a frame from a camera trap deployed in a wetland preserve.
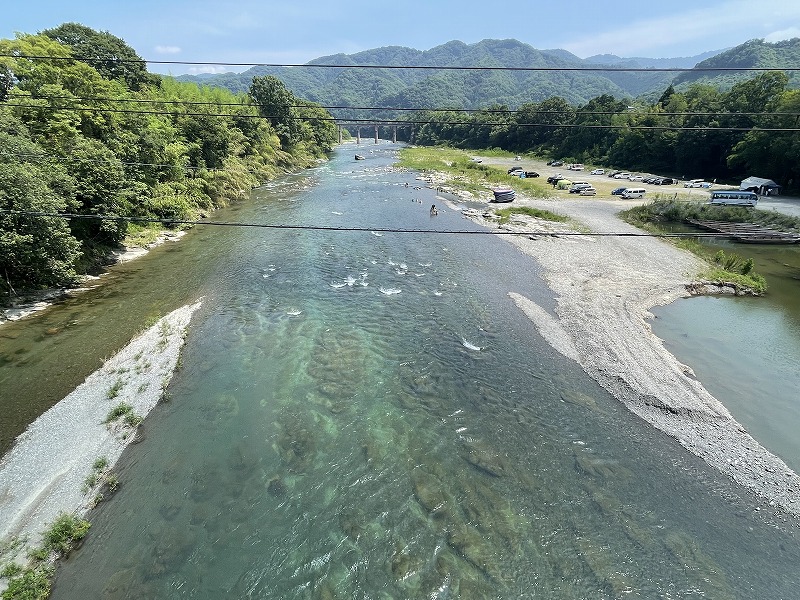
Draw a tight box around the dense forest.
[409,71,799,191]
[0,24,338,305]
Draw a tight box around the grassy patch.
[397,146,550,198]
[494,206,569,225]
[104,402,134,423]
[620,199,770,294]
[123,223,165,248]
[106,378,124,400]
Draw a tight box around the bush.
[41,514,90,558]
[1,565,53,600]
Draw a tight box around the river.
[651,234,800,473]
[5,145,799,598]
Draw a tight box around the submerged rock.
[461,439,508,477]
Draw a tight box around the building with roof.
[740,176,781,196]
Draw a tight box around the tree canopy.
[1,25,338,304]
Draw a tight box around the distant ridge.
[176,38,798,116]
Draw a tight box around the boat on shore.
[491,188,516,203]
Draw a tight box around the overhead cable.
[1,53,799,72]
[8,93,800,118]
[0,209,773,240]
[2,103,799,131]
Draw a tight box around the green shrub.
[41,514,90,558]
[1,565,53,600]
[104,402,133,423]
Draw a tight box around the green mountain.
[174,38,728,116]
[673,38,800,90]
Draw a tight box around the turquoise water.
[45,147,799,598]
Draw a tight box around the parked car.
[547,175,565,185]
[550,160,563,166]
[622,188,646,199]
[590,168,605,175]
[470,157,482,163]
[608,171,623,178]
[514,156,522,161]
[611,187,627,195]
[614,172,631,179]
[579,187,597,196]
[508,166,524,174]
[658,177,676,185]
[524,171,539,178]
[569,182,592,193]
[684,179,707,188]
[567,163,584,171]
[629,175,644,182]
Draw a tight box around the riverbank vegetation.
[0,513,90,600]
[0,24,338,307]
[618,199,792,294]
[405,72,799,195]
[493,206,569,224]
[397,146,550,198]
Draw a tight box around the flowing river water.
[3,145,799,598]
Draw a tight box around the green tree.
[42,22,159,91]
[249,75,302,147]
[0,111,81,297]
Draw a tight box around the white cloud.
[154,45,182,54]
[186,65,232,74]
[764,28,800,43]
[562,0,800,57]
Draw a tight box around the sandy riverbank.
[0,300,201,574]
[426,170,800,518]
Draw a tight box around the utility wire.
[3,103,799,131]
[0,209,774,240]
[9,93,800,118]
[2,54,799,72]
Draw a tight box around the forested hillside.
[176,37,800,119]
[0,24,338,305]
[674,38,800,90]
[175,39,720,118]
[411,72,799,192]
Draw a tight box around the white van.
[621,188,646,199]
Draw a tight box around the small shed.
[740,176,780,196]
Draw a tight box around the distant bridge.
[336,122,414,144]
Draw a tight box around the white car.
[614,172,630,179]
[590,169,605,175]
[628,175,644,182]
[579,187,597,196]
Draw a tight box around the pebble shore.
[0,300,202,571]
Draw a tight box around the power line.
[4,103,800,131]
[9,93,800,118]
[2,53,799,72]
[0,209,770,240]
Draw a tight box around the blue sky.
[3,0,799,74]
